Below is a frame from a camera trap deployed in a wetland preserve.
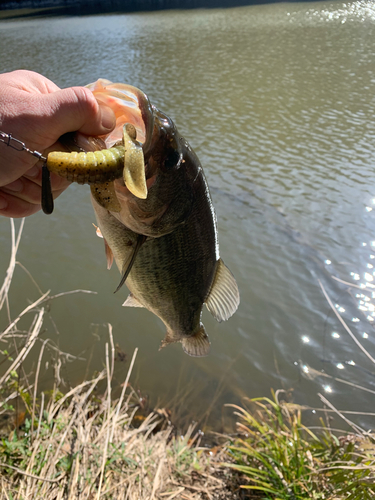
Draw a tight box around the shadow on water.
[0,0,333,20]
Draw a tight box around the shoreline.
[0,0,326,18]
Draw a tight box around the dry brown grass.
[0,219,242,500]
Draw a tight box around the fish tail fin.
[182,325,210,357]
[159,324,210,357]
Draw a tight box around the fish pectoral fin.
[90,182,121,212]
[182,325,210,357]
[123,123,148,199]
[122,293,144,308]
[205,258,240,322]
[114,234,146,294]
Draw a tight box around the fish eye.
[164,149,181,171]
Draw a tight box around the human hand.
[0,70,116,218]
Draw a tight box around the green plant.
[224,390,375,499]
[169,424,203,477]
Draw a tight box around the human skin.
[0,70,116,218]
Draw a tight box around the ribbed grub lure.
[0,123,147,215]
[46,123,147,211]
[46,146,125,184]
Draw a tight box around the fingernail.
[27,165,39,178]
[0,195,8,210]
[100,105,116,131]
[4,179,23,192]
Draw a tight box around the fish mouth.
[87,80,154,199]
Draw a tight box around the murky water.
[1,0,375,431]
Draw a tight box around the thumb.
[41,86,116,138]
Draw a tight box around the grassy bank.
[0,345,236,498]
[1,219,375,499]
[0,220,239,499]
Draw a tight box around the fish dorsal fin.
[205,258,240,322]
[90,182,121,212]
[114,234,146,293]
[122,293,144,308]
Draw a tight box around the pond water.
[1,0,375,432]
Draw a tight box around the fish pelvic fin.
[205,258,240,322]
[159,325,210,357]
[122,293,144,308]
[114,234,146,293]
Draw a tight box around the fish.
[52,79,240,357]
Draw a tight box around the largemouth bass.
[51,79,240,357]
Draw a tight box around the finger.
[41,87,116,138]
[24,164,71,192]
[0,186,67,218]
[1,176,45,206]
[0,190,41,218]
[0,175,68,208]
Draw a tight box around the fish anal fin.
[122,293,144,308]
[205,258,240,322]
[90,182,121,212]
[114,234,146,293]
[159,330,175,351]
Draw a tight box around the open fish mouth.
[87,80,155,200]
[87,79,154,150]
